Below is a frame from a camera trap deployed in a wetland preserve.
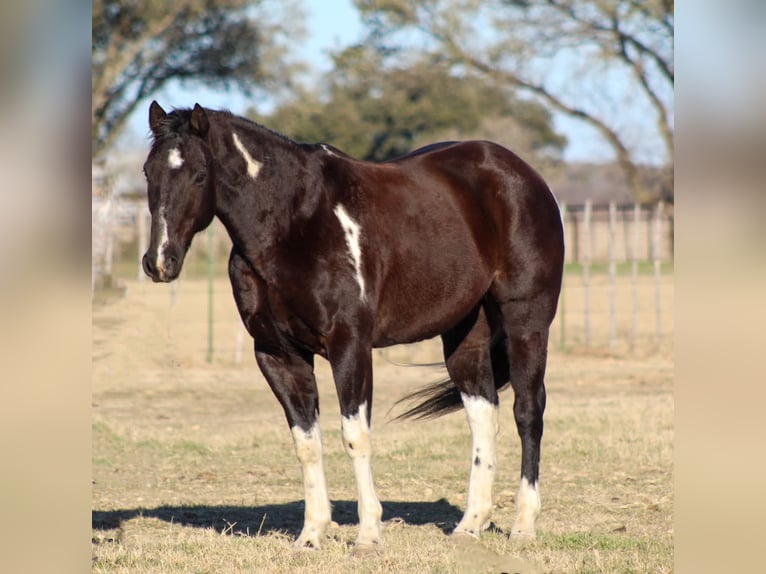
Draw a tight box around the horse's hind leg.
[498,293,557,540]
[442,305,500,540]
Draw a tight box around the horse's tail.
[391,329,511,421]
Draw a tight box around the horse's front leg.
[327,325,383,553]
[229,249,330,549]
[255,347,331,550]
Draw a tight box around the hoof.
[352,542,383,556]
[509,529,537,544]
[292,538,321,551]
[450,529,480,544]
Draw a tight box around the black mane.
[229,113,303,149]
[150,107,308,153]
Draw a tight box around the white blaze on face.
[290,420,331,549]
[341,402,383,547]
[155,208,170,275]
[168,147,184,169]
[232,132,263,179]
[511,476,541,538]
[454,393,499,538]
[333,204,366,301]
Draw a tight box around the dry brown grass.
[93,275,673,573]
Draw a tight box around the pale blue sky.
[300,0,363,73]
[122,0,666,165]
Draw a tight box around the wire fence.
[93,199,674,360]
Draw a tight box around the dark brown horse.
[141,101,564,553]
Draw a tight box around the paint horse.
[141,102,564,552]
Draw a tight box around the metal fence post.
[207,225,215,363]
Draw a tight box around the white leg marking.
[167,147,184,169]
[333,204,366,301]
[341,402,383,548]
[232,132,263,179]
[511,476,541,539]
[290,421,331,549]
[155,208,169,277]
[454,394,498,539]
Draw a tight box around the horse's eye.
[194,170,207,184]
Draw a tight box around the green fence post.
[207,225,214,363]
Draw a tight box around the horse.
[141,101,564,553]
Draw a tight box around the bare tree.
[355,0,674,202]
[92,0,304,159]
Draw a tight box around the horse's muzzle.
[141,251,180,282]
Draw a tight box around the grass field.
[92,276,673,573]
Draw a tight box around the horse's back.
[384,140,563,271]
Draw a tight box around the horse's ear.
[190,104,209,137]
[149,100,166,134]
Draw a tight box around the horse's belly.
[371,262,490,347]
[366,177,499,346]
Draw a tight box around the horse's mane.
[228,113,302,149]
[151,107,235,148]
[149,108,191,146]
[150,107,303,152]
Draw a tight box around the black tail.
[391,329,511,421]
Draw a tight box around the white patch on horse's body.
[155,208,170,276]
[341,402,383,548]
[511,476,541,538]
[167,147,184,169]
[453,393,498,538]
[333,204,366,301]
[321,144,336,157]
[290,419,331,549]
[232,132,263,179]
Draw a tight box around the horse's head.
[141,101,215,282]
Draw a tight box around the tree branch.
[544,0,673,83]
[465,54,651,200]
[611,18,674,165]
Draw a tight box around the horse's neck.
[210,117,317,259]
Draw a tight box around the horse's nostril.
[142,253,155,277]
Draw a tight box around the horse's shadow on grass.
[92,498,463,538]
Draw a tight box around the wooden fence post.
[559,202,567,351]
[653,201,664,341]
[137,206,147,282]
[608,201,617,349]
[234,326,245,364]
[583,199,592,348]
[103,202,114,280]
[631,202,640,351]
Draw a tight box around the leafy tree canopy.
[92,0,304,159]
[252,46,566,163]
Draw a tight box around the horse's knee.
[513,397,544,437]
[341,407,372,457]
[291,423,322,464]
